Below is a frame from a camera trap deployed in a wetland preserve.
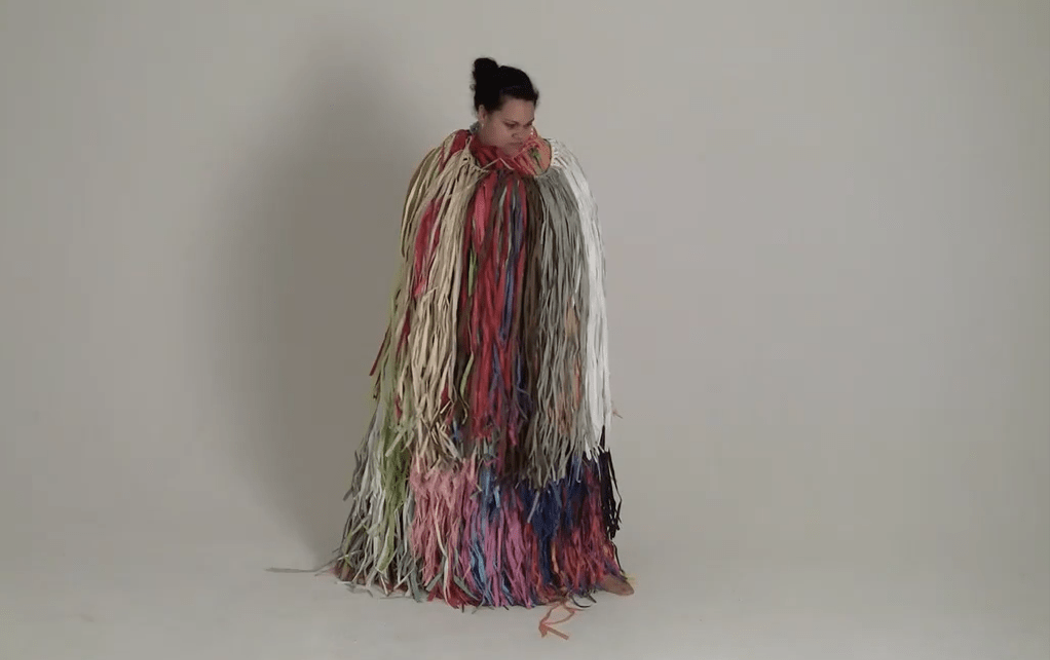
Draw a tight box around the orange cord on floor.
[538,600,581,640]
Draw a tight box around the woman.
[334,57,632,608]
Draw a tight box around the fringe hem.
[334,441,625,610]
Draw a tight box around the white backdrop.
[2,2,1047,659]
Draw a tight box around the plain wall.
[2,0,1047,587]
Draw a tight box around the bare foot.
[599,574,634,596]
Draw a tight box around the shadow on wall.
[215,38,430,564]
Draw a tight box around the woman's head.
[472,57,539,156]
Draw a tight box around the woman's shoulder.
[541,137,589,177]
[408,130,473,175]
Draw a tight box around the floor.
[2,516,1046,660]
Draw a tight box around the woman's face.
[477,98,536,156]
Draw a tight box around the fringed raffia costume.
[335,124,626,609]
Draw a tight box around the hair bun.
[473,57,499,84]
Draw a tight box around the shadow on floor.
[214,34,432,565]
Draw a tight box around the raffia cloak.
[335,127,625,608]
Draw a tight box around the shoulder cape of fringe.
[335,127,626,609]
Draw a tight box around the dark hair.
[471,57,539,113]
